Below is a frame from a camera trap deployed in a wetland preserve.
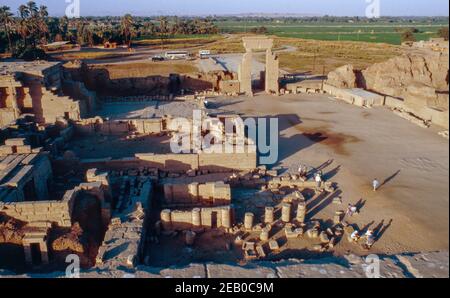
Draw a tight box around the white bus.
[199,50,211,59]
[165,51,189,60]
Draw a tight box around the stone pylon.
[265,50,280,95]
[238,51,253,96]
[238,36,279,96]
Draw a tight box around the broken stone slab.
[269,240,280,251]
[306,228,320,239]
[244,249,258,261]
[126,255,136,268]
[333,196,343,204]
[242,241,256,251]
[285,227,301,239]
[312,244,326,252]
[256,245,266,258]
[234,235,244,245]
[319,231,330,243]
[328,237,336,249]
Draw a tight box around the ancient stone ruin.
[239,37,280,96]
[323,40,449,130]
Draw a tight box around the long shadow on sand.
[255,114,329,168]
[379,170,401,189]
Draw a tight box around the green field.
[216,21,449,45]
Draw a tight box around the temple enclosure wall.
[59,150,257,174]
[137,151,258,172]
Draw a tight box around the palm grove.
[0,1,219,59]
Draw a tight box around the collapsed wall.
[74,117,164,135]
[65,60,237,97]
[0,61,98,127]
[324,45,449,129]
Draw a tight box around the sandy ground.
[197,52,292,79]
[196,54,265,81]
[206,93,449,255]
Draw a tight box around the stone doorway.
[238,37,280,96]
[30,243,42,266]
[23,230,50,267]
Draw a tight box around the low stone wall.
[384,96,406,109]
[0,181,107,228]
[74,118,164,136]
[323,84,385,107]
[268,178,335,193]
[163,181,231,207]
[136,151,257,172]
[0,197,72,228]
[160,205,233,231]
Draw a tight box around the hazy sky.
[2,0,449,17]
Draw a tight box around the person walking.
[315,172,322,188]
[364,230,375,250]
[346,203,357,217]
[372,178,380,191]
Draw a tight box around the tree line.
[0,1,219,57]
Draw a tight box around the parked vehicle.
[165,51,189,60]
[151,55,165,61]
[199,50,211,59]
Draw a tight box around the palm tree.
[158,16,169,48]
[26,1,38,17]
[158,16,168,34]
[18,4,30,46]
[38,5,49,44]
[0,6,14,52]
[59,16,69,40]
[17,2,40,47]
[120,13,134,48]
